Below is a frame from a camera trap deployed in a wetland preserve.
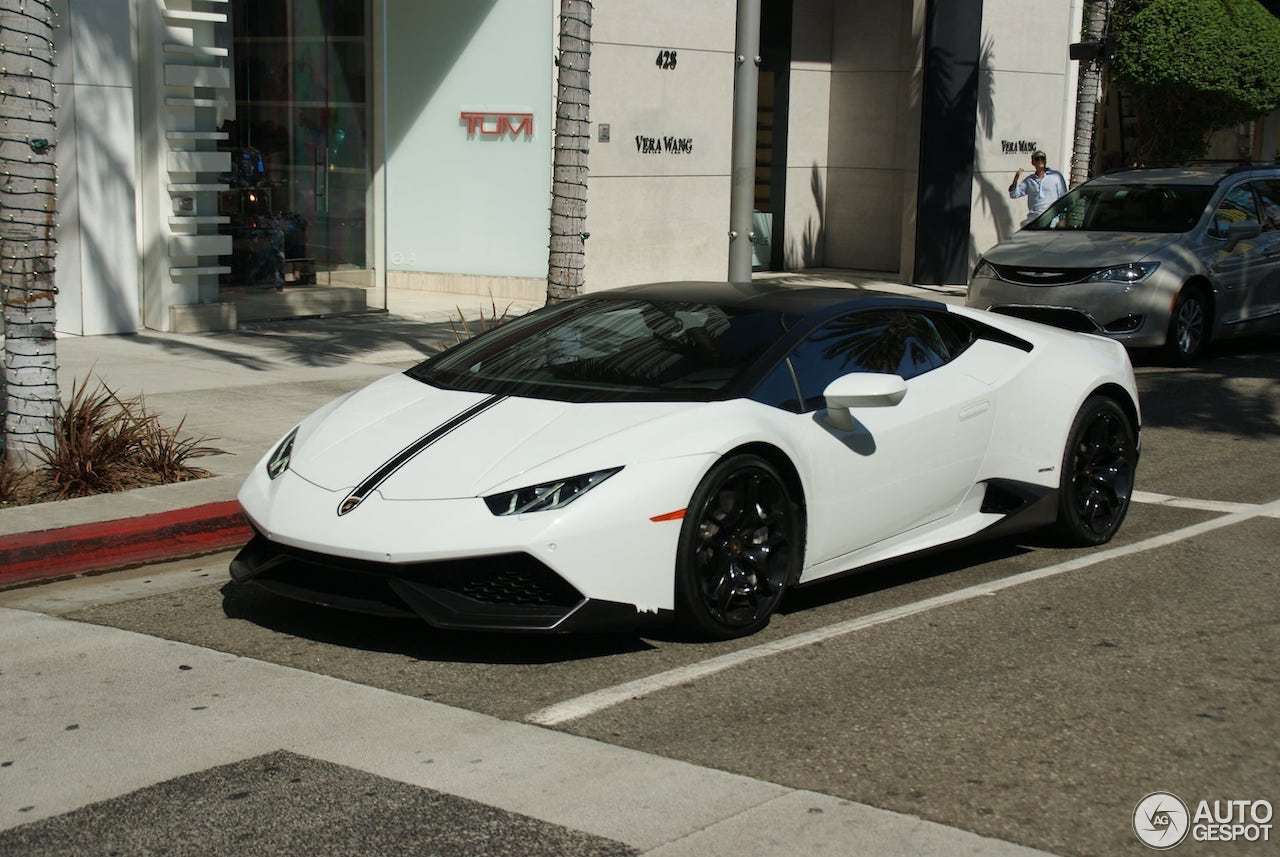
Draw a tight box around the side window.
[749,359,801,413]
[1252,181,1280,230]
[788,311,953,411]
[930,312,976,359]
[1210,185,1260,237]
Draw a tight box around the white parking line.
[1130,490,1261,515]
[528,497,1280,727]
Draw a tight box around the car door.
[1206,183,1266,325]
[1245,180,1280,325]
[774,309,994,564]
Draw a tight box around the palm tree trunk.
[1070,0,1112,186]
[0,2,59,463]
[546,0,592,303]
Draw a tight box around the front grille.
[426,555,582,608]
[991,264,1092,286]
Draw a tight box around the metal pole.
[727,0,762,284]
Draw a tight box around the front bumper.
[230,532,647,632]
[967,274,1175,348]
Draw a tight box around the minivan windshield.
[407,298,793,403]
[1025,183,1214,233]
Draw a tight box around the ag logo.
[1134,792,1190,849]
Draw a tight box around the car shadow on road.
[777,539,1033,616]
[218,581,655,665]
[1131,334,1280,438]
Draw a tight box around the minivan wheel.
[1164,285,1210,365]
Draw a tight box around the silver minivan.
[968,165,1280,362]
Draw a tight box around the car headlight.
[483,467,622,516]
[1089,262,1160,284]
[972,259,998,280]
[265,427,299,480]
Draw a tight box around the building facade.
[53,0,1082,335]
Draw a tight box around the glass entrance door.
[223,0,375,299]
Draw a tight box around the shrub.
[35,378,220,500]
[1111,0,1280,163]
[449,297,513,345]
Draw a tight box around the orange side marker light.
[649,508,686,523]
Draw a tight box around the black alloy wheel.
[1054,396,1138,546]
[1165,285,1209,364]
[675,454,802,639]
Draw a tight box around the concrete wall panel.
[70,0,135,87]
[981,0,1070,76]
[790,0,832,68]
[585,175,729,289]
[827,71,910,170]
[831,0,913,72]
[782,164,827,269]
[824,168,902,273]
[786,68,831,169]
[591,0,736,54]
[75,83,141,335]
[591,44,732,178]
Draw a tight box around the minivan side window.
[788,310,956,411]
[1210,185,1261,237]
[1251,181,1280,230]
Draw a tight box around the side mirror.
[823,372,907,410]
[1221,220,1261,242]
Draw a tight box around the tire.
[1163,284,1211,365]
[1052,396,1138,547]
[675,454,803,639]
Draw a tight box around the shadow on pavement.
[1133,335,1280,438]
[777,539,1032,616]
[124,314,463,373]
[219,581,654,664]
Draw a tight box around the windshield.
[407,298,794,403]
[1025,183,1214,233]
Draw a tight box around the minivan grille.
[990,264,1093,286]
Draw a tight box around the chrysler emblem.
[1015,270,1061,278]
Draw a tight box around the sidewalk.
[0,605,1052,857]
[1,277,960,583]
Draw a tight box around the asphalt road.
[3,336,1278,857]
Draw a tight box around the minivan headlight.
[483,467,622,516]
[972,259,998,280]
[1090,262,1160,284]
[266,427,299,480]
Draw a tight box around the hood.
[983,230,1176,268]
[289,373,697,499]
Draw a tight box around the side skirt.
[792,480,1059,592]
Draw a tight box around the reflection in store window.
[220,0,373,293]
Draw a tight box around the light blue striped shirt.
[1010,169,1068,221]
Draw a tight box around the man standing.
[1009,150,1068,224]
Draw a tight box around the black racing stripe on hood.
[336,395,505,516]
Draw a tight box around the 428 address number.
[655,49,678,70]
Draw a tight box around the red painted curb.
[0,500,252,588]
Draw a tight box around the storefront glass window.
[220,0,380,313]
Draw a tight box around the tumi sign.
[460,110,534,139]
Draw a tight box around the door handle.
[959,400,991,421]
